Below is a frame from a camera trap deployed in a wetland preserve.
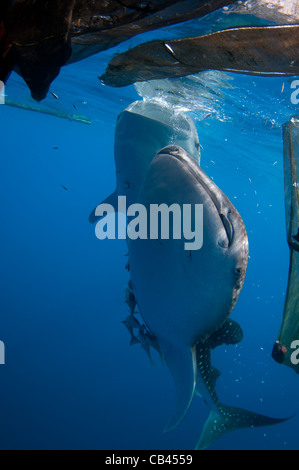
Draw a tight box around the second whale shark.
[89,100,200,223]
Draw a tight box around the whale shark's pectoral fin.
[89,191,118,223]
[209,319,243,350]
[196,404,291,450]
[163,344,197,433]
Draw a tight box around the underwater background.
[1,11,299,450]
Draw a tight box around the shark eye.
[234,268,242,276]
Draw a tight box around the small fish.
[121,316,141,346]
[145,330,163,360]
[138,329,156,366]
[164,43,180,63]
[125,281,137,313]
[51,92,59,100]
[60,185,68,191]
[122,314,143,331]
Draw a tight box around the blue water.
[1,24,299,450]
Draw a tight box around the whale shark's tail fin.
[163,344,197,433]
[89,191,118,223]
[196,403,291,450]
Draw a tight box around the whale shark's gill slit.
[219,213,234,247]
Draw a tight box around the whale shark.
[127,145,289,448]
[89,101,200,223]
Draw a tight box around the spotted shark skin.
[195,322,289,450]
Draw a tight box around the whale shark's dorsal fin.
[89,191,118,224]
[196,404,291,450]
[163,343,197,432]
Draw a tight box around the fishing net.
[0,0,236,99]
[101,24,299,87]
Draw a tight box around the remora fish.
[89,101,200,223]
[128,145,289,447]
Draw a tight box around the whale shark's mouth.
[157,146,235,247]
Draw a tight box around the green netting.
[273,118,299,373]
